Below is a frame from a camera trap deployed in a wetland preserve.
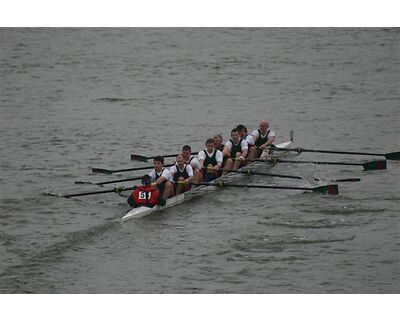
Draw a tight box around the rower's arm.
[222,145,231,158]
[261,136,275,149]
[198,159,204,169]
[152,175,167,186]
[185,165,194,183]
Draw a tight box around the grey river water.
[0,28,399,293]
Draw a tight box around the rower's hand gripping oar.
[131,152,198,162]
[42,186,137,198]
[270,146,400,161]
[186,181,339,195]
[247,158,387,171]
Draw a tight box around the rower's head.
[259,120,270,134]
[141,174,152,186]
[205,138,215,153]
[214,134,223,147]
[230,128,240,143]
[153,155,164,171]
[236,124,247,138]
[176,154,185,168]
[182,145,191,160]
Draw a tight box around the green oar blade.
[385,152,400,160]
[92,168,113,174]
[130,154,149,162]
[362,160,387,171]
[313,184,339,195]
[332,178,361,182]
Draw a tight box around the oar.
[213,168,360,183]
[92,163,175,174]
[208,167,305,180]
[131,152,198,162]
[189,181,339,195]
[247,158,387,171]
[43,186,137,198]
[75,175,143,186]
[270,146,400,161]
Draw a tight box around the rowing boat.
[119,131,294,222]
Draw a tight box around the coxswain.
[148,156,173,200]
[181,145,200,183]
[127,174,166,208]
[169,154,194,194]
[198,138,223,182]
[251,120,276,158]
[236,124,256,160]
[223,128,248,170]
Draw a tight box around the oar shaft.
[92,163,175,174]
[191,181,338,194]
[272,147,400,160]
[275,159,386,170]
[63,186,136,198]
[220,168,302,180]
[95,176,142,185]
[131,152,198,161]
[276,159,365,166]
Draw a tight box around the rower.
[236,124,256,160]
[198,138,223,182]
[127,174,166,208]
[213,134,224,152]
[148,156,173,200]
[251,120,276,158]
[169,154,194,194]
[214,133,228,168]
[223,128,248,170]
[181,145,200,183]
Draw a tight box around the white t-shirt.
[198,149,223,168]
[184,156,200,171]
[224,139,248,152]
[244,133,255,146]
[169,164,194,178]
[148,168,173,182]
[251,129,275,143]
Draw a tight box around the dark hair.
[231,128,239,134]
[153,156,164,164]
[236,124,247,133]
[141,174,151,185]
[182,145,191,151]
[205,138,214,145]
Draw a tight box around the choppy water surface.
[0,28,399,293]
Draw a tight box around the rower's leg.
[192,169,200,184]
[223,158,233,171]
[255,148,262,159]
[163,181,173,199]
[176,177,184,194]
[233,152,244,170]
[248,146,256,160]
